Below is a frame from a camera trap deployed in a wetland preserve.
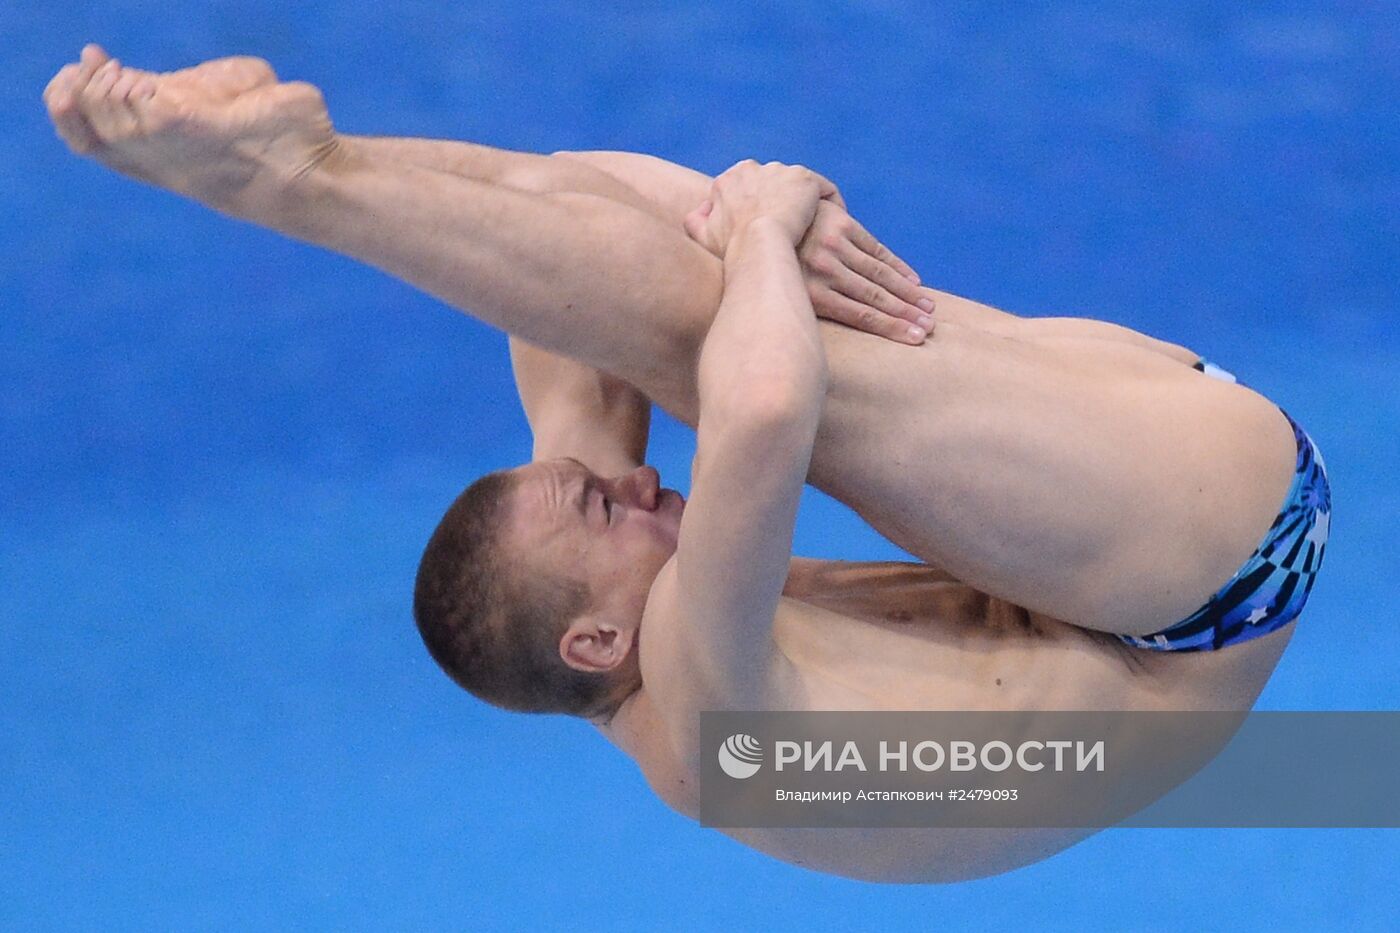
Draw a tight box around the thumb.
[683,199,714,243]
[813,172,845,209]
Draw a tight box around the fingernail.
[905,271,921,285]
[917,297,935,313]
[907,325,926,342]
[917,313,934,330]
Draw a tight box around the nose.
[620,465,660,511]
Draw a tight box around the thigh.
[828,324,1299,636]
[986,334,1299,635]
[926,290,1201,365]
[1020,316,1202,364]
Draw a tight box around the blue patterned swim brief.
[1119,361,1331,652]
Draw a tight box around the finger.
[683,200,723,256]
[813,288,927,345]
[836,239,932,318]
[791,164,838,203]
[847,220,920,284]
[830,249,933,328]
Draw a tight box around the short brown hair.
[412,469,619,717]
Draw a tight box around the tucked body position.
[46,47,1330,881]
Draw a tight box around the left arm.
[643,166,828,760]
[508,337,650,475]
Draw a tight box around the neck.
[591,684,649,747]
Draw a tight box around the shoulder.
[637,559,802,765]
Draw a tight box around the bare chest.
[617,564,1148,813]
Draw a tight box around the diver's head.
[413,458,683,718]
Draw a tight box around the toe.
[51,100,102,153]
[77,60,123,144]
[80,44,110,71]
[112,68,140,103]
[132,73,158,101]
[69,47,103,95]
[43,63,80,109]
[86,59,120,102]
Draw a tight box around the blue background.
[3,2,1396,929]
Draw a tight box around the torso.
[601,557,1293,882]
[606,296,1299,879]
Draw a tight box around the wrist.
[728,216,798,255]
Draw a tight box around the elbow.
[699,334,828,427]
[707,366,827,436]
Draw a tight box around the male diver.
[44,47,1329,881]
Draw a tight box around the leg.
[343,137,1208,372]
[807,317,1300,634]
[345,136,672,220]
[45,47,723,421]
[45,52,1288,633]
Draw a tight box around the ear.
[558,613,636,674]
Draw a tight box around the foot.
[43,45,339,218]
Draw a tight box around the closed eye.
[590,484,613,527]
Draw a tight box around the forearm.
[509,338,650,476]
[271,141,720,421]
[669,221,824,711]
[698,219,827,426]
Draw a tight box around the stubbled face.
[505,458,686,627]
